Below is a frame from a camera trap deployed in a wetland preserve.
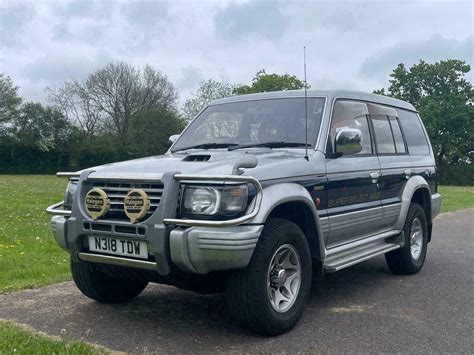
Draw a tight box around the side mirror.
[169,134,180,144]
[334,127,362,156]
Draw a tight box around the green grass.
[0,175,472,295]
[0,320,106,355]
[0,176,69,294]
[438,185,474,213]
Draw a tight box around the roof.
[210,89,417,112]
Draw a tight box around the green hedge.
[438,164,474,186]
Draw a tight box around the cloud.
[360,35,474,79]
[0,2,36,48]
[213,1,287,40]
[1,0,473,106]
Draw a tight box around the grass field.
[437,185,474,213]
[0,175,473,295]
[0,176,69,294]
[0,320,106,354]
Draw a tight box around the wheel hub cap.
[267,244,301,313]
[410,217,423,260]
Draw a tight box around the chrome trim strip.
[46,201,72,216]
[163,174,263,228]
[78,252,157,271]
[57,172,81,178]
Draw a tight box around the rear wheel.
[71,259,148,303]
[385,203,428,274]
[226,218,312,335]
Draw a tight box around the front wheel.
[385,203,428,274]
[71,259,148,303]
[226,218,312,335]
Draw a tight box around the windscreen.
[172,97,326,151]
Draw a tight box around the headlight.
[182,185,248,217]
[63,180,78,209]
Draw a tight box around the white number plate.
[88,236,148,259]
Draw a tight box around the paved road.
[1,209,473,353]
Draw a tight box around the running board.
[323,231,402,272]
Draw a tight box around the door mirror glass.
[335,128,363,156]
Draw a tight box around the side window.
[397,109,430,155]
[388,116,407,153]
[371,115,396,154]
[328,100,372,155]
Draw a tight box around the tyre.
[71,259,148,303]
[385,203,428,275]
[226,218,312,335]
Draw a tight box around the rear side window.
[371,115,396,154]
[388,116,407,153]
[397,109,430,155]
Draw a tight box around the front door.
[325,99,384,248]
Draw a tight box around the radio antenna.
[303,46,309,161]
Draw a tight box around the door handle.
[404,169,412,179]
[369,171,381,183]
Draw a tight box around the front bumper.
[170,225,263,274]
[50,215,262,274]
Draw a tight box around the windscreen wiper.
[228,141,311,151]
[171,143,238,153]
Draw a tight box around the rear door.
[368,104,412,229]
[325,99,384,248]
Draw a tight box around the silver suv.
[48,90,441,335]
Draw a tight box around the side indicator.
[315,197,321,208]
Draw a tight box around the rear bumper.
[170,225,263,274]
[431,193,441,220]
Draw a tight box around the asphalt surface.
[1,208,473,353]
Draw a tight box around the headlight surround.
[63,180,78,210]
[181,184,248,218]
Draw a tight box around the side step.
[323,231,402,273]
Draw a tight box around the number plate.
[88,236,148,259]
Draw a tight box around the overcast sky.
[1,0,473,107]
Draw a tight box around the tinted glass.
[397,109,430,155]
[329,100,372,155]
[388,116,407,153]
[172,98,326,151]
[371,115,396,154]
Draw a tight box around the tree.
[47,81,102,141]
[86,62,178,141]
[182,79,235,121]
[233,69,306,95]
[49,62,178,142]
[0,73,22,124]
[12,102,71,152]
[375,59,473,166]
[128,108,186,156]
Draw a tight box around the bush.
[438,164,474,186]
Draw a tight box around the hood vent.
[183,154,211,162]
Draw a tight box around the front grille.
[88,180,164,222]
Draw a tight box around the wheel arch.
[248,183,325,260]
[396,175,433,231]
